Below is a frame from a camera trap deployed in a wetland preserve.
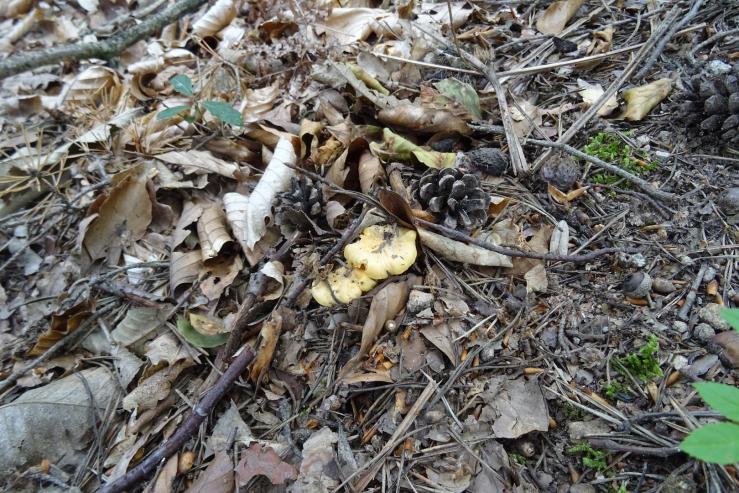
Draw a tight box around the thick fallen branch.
[523,138,677,202]
[0,0,208,80]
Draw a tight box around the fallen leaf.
[417,228,512,267]
[207,401,253,455]
[156,149,240,179]
[192,0,236,37]
[176,318,227,348]
[577,79,618,116]
[370,128,456,168]
[152,454,178,493]
[548,183,588,204]
[358,151,385,193]
[434,77,482,119]
[420,323,457,364]
[339,277,414,378]
[170,250,203,295]
[197,202,233,261]
[549,220,570,256]
[621,78,672,121]
[292,428,339,491]
[28,300,95,356]
[525,263,548,293]
[250,310,283,382]
[200,253,243,300]
[378,100,470,135]
[536,0,586,35]
[111,306,171,348]
[122,362,187,411]
[480,376,550,438]
[189,312,226,336]
[146,332,199,365]
[235,443,298,486]
[185,451,234,493]
[320,8,392,45]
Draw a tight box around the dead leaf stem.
[0,0,210,80]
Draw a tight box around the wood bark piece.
[0,0,209,80]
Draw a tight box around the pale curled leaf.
[243,137,297,249]
[525,263,548,294]
[111,306,172,348]
[170,250,202,295]
[536,0,586,35]
[196,202,232,260]
[156,149,240,179]
[192,0,236,37]
[549,220,570,256]
[146,332,199,365]
[577,79,618,116]
[200,254,242,300]
[358,151,385,194]
[122,362,187,411]
[418,229,512,267]
[235,443,298,485]
[621,78,672,121]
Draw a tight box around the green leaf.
[170,74,194,96]
[369,128,456,169]
[156,105,192,120]
[202,100,243,126]
[176,318,227,348]
[721,308,739,332]
[680,422,739,464]
[694,382,739,422]
[434,78,482,119]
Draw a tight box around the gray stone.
[693,323,716,342]
[673,320,689,333]
[706,60,732,76]
[567,419,611,440]
[407,290,434,314]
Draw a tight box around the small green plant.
[563,402,586,420]
[608,483,628,493]
[614,334,662,382]
[510,452,527,465]
[157,74,243,127]
[582,132,655,185]
[679,308,739,465]
[567,442,608,472]
[603,381,626,400]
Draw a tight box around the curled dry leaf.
[578,27,613,69]
[241,82,281,123]
[621,78,672,121]
[339,277,415,379]
[311,266,377,307]
[358,151,385,193]
[28,300,94,356]
[156,149,240,179]
[344,224,418,280]
[525,263,548,294]
[548,183,588,205]
[320,8,393,45]
[185,451,234,493]
[122,361,187,411]
[201,254,243,300]
[170,250,202,295]
[417,228,512,267]
[260,260,284,301]
[235,443,298,486]
[371,128,456,169]
[549,220,570,256]
[197,202,232,261]
[577,79,618,116]
[250,310,283,382]
[62,65,122,109]
[146,332,199,365]
[81,164,152,264]
[192,0,236,37]
[235,137,297,249]
[536,0,585,35]
[378,100,470,135]
[172,201,204,248]
[110,306,172,348]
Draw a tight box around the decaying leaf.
[343,224,418,280]
[170,250,203,295]
[156,149,240,179]
[110,306,171,348]
[197,202,233,260]
[185,451,234,493]
[434,77,482,119]
[235,443,298,486]
[207,401,253,455]
[177,318,227,348]
[81,164,152,264]
[192,0,236,37]
[417,228,512,267]
[621,78,672,121]
[524,263,548,293]
[577,79,618,116]
[311,266,377,307]
[358,151,385,193]
[250,310,284,382]
[339,277,414,378]
[370,128,456,169]
[480,376,550,439]
[548,183,588,204]
[200,253,243,300]
[28,300,94,356]
[62,65,122,110]
[420,323,457,365]
[291,427,340,491]
[536,0,586,35]
[122,361,187,411]
[549,220,570,256]
[146,332,199,366]
[378,100,470,135]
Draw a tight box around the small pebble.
[693,323,716,342]
[407,290,434,314]
[698,303,730,331]
[673,320,689,334]
[671,355,689,370]
[652,278,676,294]
[711,330,739,368]
[717,187,739,215]
[706,59,732,76]
[622,272,652,298]
[703,266,717,283]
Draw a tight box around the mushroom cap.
[311,266,377,307]
[343,224,418,280]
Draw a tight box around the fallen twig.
[97,345,256,493]
[0,0,209,79]
[677,263,708,321]
[415,219,631,263]
[587,438,680,458]
[524,138,677,202]
[689,27,739,65]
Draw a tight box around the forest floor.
[0,0,738,492]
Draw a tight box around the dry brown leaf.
[536,0,585,35]
[581,26,614,67]
[192,0,236,37]
[417,229,512,267]
[172,201,203,249]
[152,454,179,493]
[197,202,232,261]
[320,8,392,45]
[28,300,94,356]
[170,250,202,295]
[299,119,325,160]
[241,82,281,123]
[378,100,470,135]
[250,311,283,382]
[201,254,242,300]
[110,306,172,348]
[146,333,199,366]
[81,164,152,264]
[261,261,284,301]
[122,362,187,411]
[358,151,385,193]
[525,264,548,293]
[420,323,457,365]
[577,79,618,116]
[206,138,258,163]
[62,65,122,110]
[156,150,240,179]
[547,183,588,204]
[185,451,234,493]
[235,443,298,486]
[339,277,415,379]
[621,78,672,121]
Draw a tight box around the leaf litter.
[0,0,738,492]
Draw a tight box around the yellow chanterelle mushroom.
[311,266,377,307]
[343,224,417,280]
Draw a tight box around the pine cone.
[414,167,490,230]
[275,176,325,233]
[680,63,739,150]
